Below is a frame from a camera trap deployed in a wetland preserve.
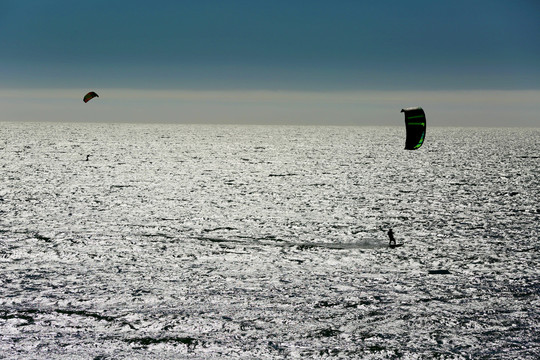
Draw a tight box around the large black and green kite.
[401,107,426,150]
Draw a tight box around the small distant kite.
[83,91,99,103]
[401,107,426,150]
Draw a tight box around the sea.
[0,122,538,359]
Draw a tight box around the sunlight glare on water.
[1,122,539,358]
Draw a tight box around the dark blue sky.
[1,0,539,126]
[2,0,539,91]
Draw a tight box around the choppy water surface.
[1,122,539,359]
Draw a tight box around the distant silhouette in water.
[387,228,396,246]
[85,155,91,161]
[429,269,451,275]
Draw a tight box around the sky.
[1,0,539,126]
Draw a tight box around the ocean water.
[0,122,538,359]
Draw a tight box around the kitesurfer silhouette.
[85,154,90,161]
[387,228,396,246]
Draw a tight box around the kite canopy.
[401,107,426,150]
[83,91,99,103]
